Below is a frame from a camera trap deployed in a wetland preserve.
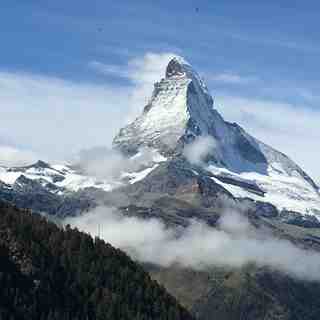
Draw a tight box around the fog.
[75,146,164,180]
[0,145,39,167]
[183,136,217,165]
[65,206,320,282]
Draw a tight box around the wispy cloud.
[88,61,130,78]
[0,145,39,167]
[208,72,257,85]
[75,146,160,180]
[0,71,131,160]
[184,136,217,165]
[0,52,176,161]
[89,52,176,84]
[225,30,320,54]
[89,52,176,121]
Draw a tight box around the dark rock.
[280,210,320,228]
[242,198,279,218]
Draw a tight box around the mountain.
[1,57,319,222]
[113,56,320,217]
[0,201,194,320]
[2,56,320,319]
[0,160,119,193]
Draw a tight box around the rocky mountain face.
[1,57,320,319]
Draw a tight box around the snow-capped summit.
[165,57,188,78]
[113,56,316,184]
[165,56,207,88]
[113,56,215,155]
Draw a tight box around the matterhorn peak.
[113,55,216,156]
[113,57,319,198]
[165,56,209,92]
[165,56,191,78]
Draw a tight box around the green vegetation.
[0,201,194,320]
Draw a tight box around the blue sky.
[3,1,320,90]
[1,0,320,180]
[2,0,320,104]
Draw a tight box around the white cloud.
[0,145,39,167]
[89,52,175,84]
[183,136,217,165]
[0,52,176,163]
[127,53,176,120]
[65,207,320,282]
[127,52,175,84]
[227,31,320,54]
[75,146,127,180]
[88,61,130,79]
[208,72,256,84]
[0,71,131,160]
[75,146,159,180]
[89,52,176,121]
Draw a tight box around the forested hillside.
[0,201,194,320]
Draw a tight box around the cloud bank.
[0,145,39,167]
[0,71,130,160]
[183,136,217,165]
[75,146,163,180]
[65,207,320,282]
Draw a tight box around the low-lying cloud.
[75,146,163,180]
[0,145,39,167]
[183,136,217,165]
[65,207,320,282]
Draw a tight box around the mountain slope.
[0,201,194,320]
[149,265,320,320]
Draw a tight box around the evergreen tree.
[0,201,194,320]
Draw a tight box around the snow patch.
[207,164,320,216]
